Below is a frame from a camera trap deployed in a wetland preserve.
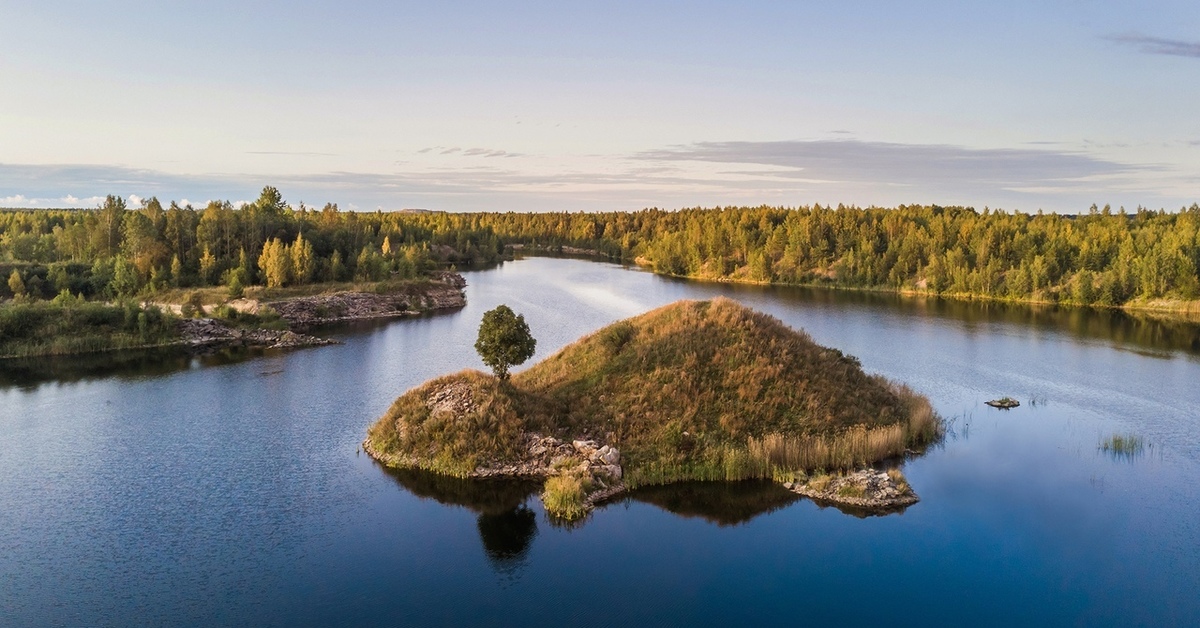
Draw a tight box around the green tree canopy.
[475,304,537,380]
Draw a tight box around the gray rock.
[596,465,622,480]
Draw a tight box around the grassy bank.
[0,298,180,358]
[367,298,942,517]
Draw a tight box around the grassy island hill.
[366,297,940,518]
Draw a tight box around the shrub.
[542,473,588,520]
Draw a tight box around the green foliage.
[0,300,178,357]
[474,304,537,380]
[8,188,1198,312]
[0,186,503,303]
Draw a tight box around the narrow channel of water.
[1,257,1197,626]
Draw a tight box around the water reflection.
[0,345,261,389]
[624,481,800,526]
[377,466,542,574]
[476,506,538,574]
[673,277,1200,357]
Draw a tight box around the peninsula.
[365,297,941,519]
[0,271,466,359]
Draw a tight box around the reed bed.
[542,473,589,519]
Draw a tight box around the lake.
[2,257,1198,626]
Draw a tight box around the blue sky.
[1,1,1197,212]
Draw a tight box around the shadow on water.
[0,307,468,390]
[476,506,538,574]
[0,345,262,390]
[664,277,1200,357]
[377,465,542,574]
[376,465,541,516]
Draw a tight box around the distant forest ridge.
[2,186,1199,308]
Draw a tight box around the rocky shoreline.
[367,430,919,516]
[365,375,919,517]
[265,271,466,328]
[783,469,919,510]
[179,272,466,353]
[178,318,336,351]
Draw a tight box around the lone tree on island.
[475,305,536,380]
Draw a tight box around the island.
[365,297,942,520]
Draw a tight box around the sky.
[1,0,1198,213]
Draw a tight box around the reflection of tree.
[0,346,253,390]
[755,283,1200,357]
[378,466,539,515]
[376,465,542,577]
[477,505,538,573]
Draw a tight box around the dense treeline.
[3,188,1199,308]
[467,203,1200,307]
[0,186,504,301]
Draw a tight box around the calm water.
[2,257,1198,626]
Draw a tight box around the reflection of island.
[377,465,541,574]
[625,479,914,521]
[625,480,800,526]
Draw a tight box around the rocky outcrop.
[365,379,628,514]
[985,397,1020,409]
[178,318,335,350]
[783,469,918,509]
[267,273,466,328]
[472,433,627,514]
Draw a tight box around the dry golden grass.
[887,468,911,494]
[807,473,833,492]
[542,473,589,520]
[367,297,942,487]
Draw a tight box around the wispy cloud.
[421,146,521,158]
[244,151,339,157]
[638,139,1144,188]
[0,136,1187,214]
[1105,33,1200,59]
[461,148,521,158]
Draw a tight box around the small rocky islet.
[365,297,942,520]
[985,397,1021,409]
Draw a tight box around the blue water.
[2,257,1198,626]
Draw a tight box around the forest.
[2,186,1200,310]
